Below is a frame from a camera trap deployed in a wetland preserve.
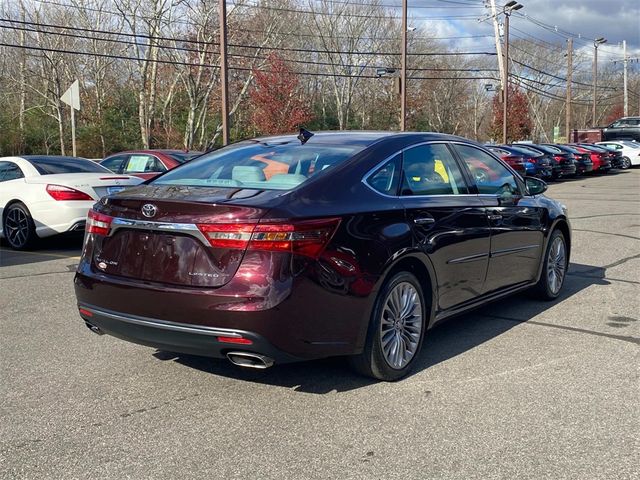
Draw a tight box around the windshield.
[26,156,111,175]
[167,152,203,163]
[154,142,363,190]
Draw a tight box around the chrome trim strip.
[80,305,243,338]
[491,244,541,258]
[109,217,210,244]
[447,252,489,264]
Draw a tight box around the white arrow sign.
[61,80,80,111]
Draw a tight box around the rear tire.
[3,202,36,250]
[532,229,568,300]
[349,272,427,381]
[621,157,631,169]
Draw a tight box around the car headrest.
[232,166,266,183]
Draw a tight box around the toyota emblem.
[141,204,158,218]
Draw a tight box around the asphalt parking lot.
[1,171,638,479]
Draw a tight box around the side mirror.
[525,176,547,196]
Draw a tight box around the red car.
[99,150,202,180]
[486,147,526,175]
[566,145,610,172]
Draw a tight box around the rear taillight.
[553,155,564,162]
[197,218,341,259]
[46,184,93,201]
[529,157,537,164]
[86,209,113,236]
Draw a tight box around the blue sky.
[404,0,640,60]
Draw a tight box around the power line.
[0,41,501,81]
[1,17,498,57]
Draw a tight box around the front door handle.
[414,217,435,225]
[488,214,502,221]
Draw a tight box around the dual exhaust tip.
[226,351,274,369]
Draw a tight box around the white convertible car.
[0,156,143,249]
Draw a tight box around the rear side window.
[154,142,363,191]
[26,156,109,174]
[454,144,521,196]
[401,143,467,196]
[366,154,401,195]
[0,161,24,182]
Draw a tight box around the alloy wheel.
[379,282,423,369]
[547,235,566,295]
[5,207,30,248]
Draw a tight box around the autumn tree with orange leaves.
[489,85,533,142]
[249,53,313,135]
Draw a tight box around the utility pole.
[488,0,506,93]
[400,0,407,131]
[592,37,606,127]
[503,11,510,144]
[623,40,628,117]
[218,0,230,145]
[566,38,572,141]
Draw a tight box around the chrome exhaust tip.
[84,321,104,335]
[226,351,274,369]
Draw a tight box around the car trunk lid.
[89,191,270,288]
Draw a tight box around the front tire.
[3,202,36,250]
[349,272,427,381]
[532,229,568,300]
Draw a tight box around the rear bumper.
[78,304,302,363]
[31,200,94,238]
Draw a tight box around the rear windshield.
[508,146,542,157]
[154,142,363,190]
[167,152,203,163]
[26,156,110,175]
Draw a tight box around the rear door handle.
[488,214,502,221]
[414,217,435,225]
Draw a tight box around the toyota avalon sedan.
[74,131,571,381]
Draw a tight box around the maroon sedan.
[75,132,570,381]
[99,150,202,180]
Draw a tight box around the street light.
[592,37,607,126]
[502,1,523,144]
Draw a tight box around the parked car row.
[487,140,639,182]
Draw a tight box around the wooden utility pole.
[502,12,510,144]
[400,0,407,131]
[488,0,506,93]
[623,40,629,117]
[219,0,230,145]
[566,38,572,141]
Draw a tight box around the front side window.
[154,141,363,191]
[400,143,467,196]
[0,161,25,182]
[124,155,165,173]
[454,144,521,196]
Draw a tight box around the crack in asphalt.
[0,270,75,280]
[570,213,640,220]
[572,229,640,241]
[567,272,640,286]
[481,314,640,346]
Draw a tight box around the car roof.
[241,131,474,148]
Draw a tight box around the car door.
[399,142,491,311]
[452,143,545,293]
